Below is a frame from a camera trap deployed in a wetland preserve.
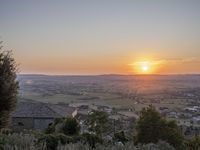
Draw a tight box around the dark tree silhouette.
[0,42,19,130]
[61,117,80,136]
[135,105,184,149]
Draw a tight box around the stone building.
[11,102,75,132]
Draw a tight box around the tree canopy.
[61,117,80,136]
[0,42,18,130]
[184,136,200,150]
[135,105,184,149]
[85,110,111,137]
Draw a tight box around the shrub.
[184,136,200,150]
[140,141,175,150]
[61,117,80,136]
[82,132,103,148]
[114,131,129,145]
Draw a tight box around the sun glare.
[139,61,151,74]
[130,60,163,74]
[141,65,149,72]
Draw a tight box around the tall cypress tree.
[0,42,19,130]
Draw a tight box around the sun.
[130,59,164,74]
[140,62,151,73]
[130,60,155,74]
[141,65,149,72]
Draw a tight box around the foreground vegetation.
[0,132,199,150]
[0,42,18,130]
[0,133,176,150]
[0,106,200,150]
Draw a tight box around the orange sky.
[1,1,200,75]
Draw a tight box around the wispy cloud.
[163,57,200,64]
[129,60,166,66]
[129,57,200,66]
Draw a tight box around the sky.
[0,0,200,75]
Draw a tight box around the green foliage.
[54,118,64,125]
[85,110,111,137]
[140,141,175,150]
[0,128,12,135]
[0,136,5,150]
[114,131,128,145]
[43,117,81,149]
[39,134,59,150]
[45,117,80,136]
[38,133,83,150]
[135,105,184,149]
[61,117,80,136]
[0,42,19,130]
[184,136,200,150]
[0,133,42,150]
[0,133,178,150]
[45,123,56,134]
[82,132,103,148]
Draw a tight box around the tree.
[61,117,80,136]
[184,136,200,150]
[0,42,18,130]
[114,131,128,145]
[85,110,111,137]
[135,105,184,149]
[45,123,56,134]
[82,132,103,148]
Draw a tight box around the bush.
[82,132,103,148]
[0,133,41,150]
[114,131,128,145]
[140,141,175,150]
[61,117,80,136]
[0,133,177,150]
[184,136,200,150]
[38,134,59,150]
[45,123,55,134]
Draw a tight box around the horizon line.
[17,73,200,76]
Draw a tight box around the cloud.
[164,57,200,65]
[129,60,166,66]
[129,57,200,66]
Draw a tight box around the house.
[97,105,112,114]
[192,116,200,124]
[11,101,76,132]
[167,111,179,118]
[184,106,200,112]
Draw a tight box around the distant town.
[13,74,200,138]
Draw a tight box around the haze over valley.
[18,74,200,112]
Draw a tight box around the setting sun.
[130,60,164,74]
[141,64,150,73]
[139,61,151,74]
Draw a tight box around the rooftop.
[12,101,75,118]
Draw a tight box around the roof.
[12,102,75,118]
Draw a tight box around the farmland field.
[18,74,200,111]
